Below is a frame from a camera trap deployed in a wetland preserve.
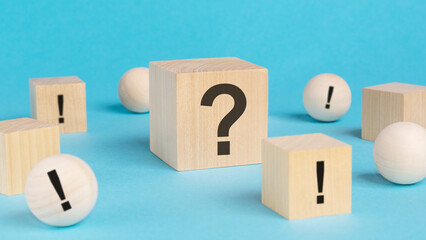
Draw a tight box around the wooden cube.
[262,133,351,220]
[0,118,60,196]
[30,76,87,133]
[362,82,426,141]
[150,57,268,171]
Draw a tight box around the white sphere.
[25,154,98,227]
[373,122,426,184]
[303,73,351,121]
[118,67,149,113]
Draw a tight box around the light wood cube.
[150,57,268,171]
[0,118,60,196]
[362,82,426,141]
[262,133,351,220]
[30,76,87,133]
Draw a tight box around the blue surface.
[0,0,425,239]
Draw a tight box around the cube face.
[0,118,60,195]
[261,140,290,216]
[150,57,268,171]
[0,134,7,194]
[30,76,87,133]
[262,133,351,220]
[288,148,351,219]
[362,82,426,141]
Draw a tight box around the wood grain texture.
[373,122,426,184]
[362,82,426,141]
[0,118,60,196]
[25,154,98,227]
[262,133,352,220]
[150,57,268,171]
[30,76,87,133]
[149,63,178,169]
[151,57,264,73]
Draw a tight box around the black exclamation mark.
[316,161,325,204]
[325,86,334,109]
[58,95,64,124]
[47,170,72,211]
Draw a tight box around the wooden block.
[150,57,268,171]
[362,82,426,141]
[262,133,351,220]
[0,118,60,196]
[30,76,87,133]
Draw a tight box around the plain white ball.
[373,122,426,184]
[25,154,98,227]
[303,73,351,121]
[118,67,149,113]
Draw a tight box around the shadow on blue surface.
[340,127,362,139]
[356,172,426,189]
[356,173,395,186]
[229,191,285,220]
[103,103,138,115]
[102,134,175,172]
[272,112,344,124]
[7,209,48,230]
[285,113,320,123]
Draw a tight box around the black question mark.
[201,83,247,155]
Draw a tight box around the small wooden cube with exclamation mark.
[262,133,352,220]
[30,76,87,133]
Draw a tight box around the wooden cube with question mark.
[150,57,268,171]
[30,76,87,133]
[0,118,60,196]
[262,133,352,220]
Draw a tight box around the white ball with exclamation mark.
[25,154,98,227]
[303,73,351,122]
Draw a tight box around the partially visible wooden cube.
[30,76,87,133]
[150,57,268,171]
[262,133,351,220]
[0,118,60,196]
[362,82,426,141]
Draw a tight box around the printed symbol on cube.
[57,94,65,124]
[201,83,247,156]
[316,160,325,204]
[362,82,426,141]
[0,118,60,196]
[30,76,87,133]
[262,133,351,220]
[150,57,268,171]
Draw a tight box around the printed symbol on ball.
[47,169,71,211]
[325,86,334,109]
[303,73,351,122]
[25,154,98,227]
[316,161,325,204]
[201,83,247,156]
[57,94,64,124]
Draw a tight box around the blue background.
[0,0,425,239]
